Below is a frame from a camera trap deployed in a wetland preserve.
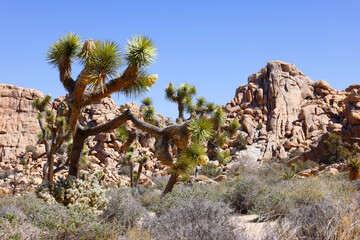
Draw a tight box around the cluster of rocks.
[297,162,348,178]
[225,61,360,163]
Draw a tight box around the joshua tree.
[165,82,197,122]
[33,95,71,183]
[46,33,158,178]
[134,155,149,187]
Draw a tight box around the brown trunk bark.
[134,163,143,187]
[68,132,86,178]
[162,172,178,195]
[48,154,55,184]
[130,162,134,187]
[178,101,185,121]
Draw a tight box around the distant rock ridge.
[225,60,360,162]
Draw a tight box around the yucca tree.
[47,33,158,177]
[33,95,71,183]
[162,116,213,195]
[165,82,197,122]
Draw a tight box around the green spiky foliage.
[217,151,231,165]
[214,133,229,148]
[94,170,107,184]
[141,97,153,107]
[115,124,129,143]
[188,117,214,143]
[237,133,248,150]
[205,102,217,114]
[165,82,197,121]
[47,33,82,67]
[227,118,241,137]
[211,108,226,131]
[125,35,157,67]
[46,33,158,178]
[140,97,156,124]
[33,95,71,184]
[282,164,297,180]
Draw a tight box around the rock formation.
[225,61,360,162]
[0,84,44,161]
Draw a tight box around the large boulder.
[0,84,44,161]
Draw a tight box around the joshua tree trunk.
[163,173,178,196]
[178,100,185,121]
[134,163,144,187]
[130,161,134,187]
[68,132,86,177]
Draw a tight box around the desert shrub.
[36,175,109,215]
[199,163,222,178]
[102,188,147,227]
[25,144,36,153]
[149,196,241,240]
[263,196,360,240]
[322,133,350,164]
[224,175,267,214]
[137,189,162,209]
[152,184,222,215]
[0,194,120,239]
[0,217,41,240]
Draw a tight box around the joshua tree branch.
[82,65,139,107]
[58,56,75,92]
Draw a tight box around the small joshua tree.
[140,97,156,125]
[134,155,149,187]
[348,156,360,181]
[33,95,71,183]
[165,82,197,122]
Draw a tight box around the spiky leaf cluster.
[227,118,241,137]
[83,41,122,90]
[140,97,156,124]
[47,33,82,67]
[211,108,226,131]
[217,151,231,165]
[34,96,70,142]
[115,124,129,143]
[188,117,214,143]
[125,35,157,67]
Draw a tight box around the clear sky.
[1,1,359,120]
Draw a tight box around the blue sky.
[1,1,359,119]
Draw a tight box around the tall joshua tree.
[165,82,197,122]
[47,33,158,178]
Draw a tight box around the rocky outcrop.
[225,61,360,162]
[0,84,44,161]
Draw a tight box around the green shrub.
[199,163,222,178]
[224,175,267,214]
[102,189,147,227]
[322,133,350,164]
[149,196,240,240]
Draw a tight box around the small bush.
[152,184,222,215]
[224,175,267,214]
[199,163,222,178]
[36,175,109,215]
[149,196,240,240]
[102,188,147,227]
